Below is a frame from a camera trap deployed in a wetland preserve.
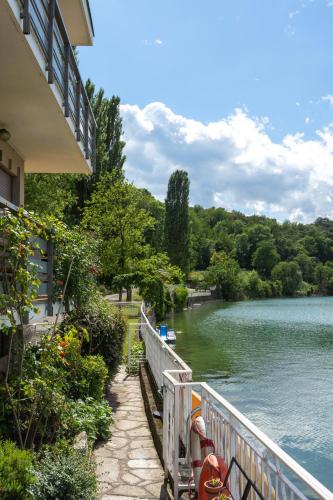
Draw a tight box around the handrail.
[140,303,192,381]
[201,382,333,500]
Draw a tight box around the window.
[0,169,12,202]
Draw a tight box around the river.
[170,296,333,491]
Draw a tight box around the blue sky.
[79,0,333,222]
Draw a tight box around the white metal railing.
[188,290,212,297]
[140,304,192,389]
[112,301,142,317]
[140,305,333,500]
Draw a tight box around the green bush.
[67,397,113,442]
[67,355,108,401]
[1,328,110,448]
[0,440,35,500]
[187,270,207,289]
[30,443,97,500]
[173,286,188,311]
[63,296,126,373]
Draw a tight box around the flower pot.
[212,491,232,500]
[204,479,224,499]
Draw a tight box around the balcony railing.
[19,0,96,169]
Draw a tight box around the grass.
[123,318,141,357]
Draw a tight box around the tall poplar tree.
[164,170,190,275]
[75,81,127,216]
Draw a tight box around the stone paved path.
[94,366,167,500]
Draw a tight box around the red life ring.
[190,417,216,492]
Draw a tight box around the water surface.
[171,296,333,491]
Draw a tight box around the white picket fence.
[140,304,333,500]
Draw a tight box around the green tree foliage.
[86,80,126,181]
[25,174,78,222]
[137,253,184,320]
[314,263,333,295]
[272,261,302,296]
[83,173,155,297]
[207,252,240,300]
[252,240,280,278]
[164,170,190,275]
[188,203,333,297]
[173,286,189,312]
[0,440,35,499]
[138,188,165,251]
[63,296,126,373]
[74,82,127,214]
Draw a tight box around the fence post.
[127,323,131,373]
[174,384,180,499]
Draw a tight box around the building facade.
[0,0,96,209]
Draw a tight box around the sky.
[79,0,333,222]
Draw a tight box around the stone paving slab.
[94,366,167,499]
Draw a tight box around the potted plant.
[204,477,224,498]
[212,493,232,500]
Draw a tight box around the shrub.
[272,261,302,296]
[0,440,35,500]
[63,296,126,373]
[173,286,188,311]
[1,327,110,448]
[67,355,108,401]
[187,270,207,289]
[67,397,113,442]
[30,442,97,500]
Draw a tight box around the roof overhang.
[58,0,94,46]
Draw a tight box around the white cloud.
[305,117,311,124]
[289,9,300,19]
[142,39,163,46]
[322,94,333,107]
[120,102,333,223]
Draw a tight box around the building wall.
[0,139,24,206]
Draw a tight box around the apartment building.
[0,0,96,209]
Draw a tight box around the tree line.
[25,81,333,312]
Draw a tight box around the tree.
[137,254,183,320]
[75,82,127,216]
[164,170,190,275]
[82,173,155,300]
[294,252,316,283]
[272,261,302,296]
[137,188,165,252]
[24,174,77,222]
[314,263,333,294]
[252,240,280,278]
[207,252,240,300]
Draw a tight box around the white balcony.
[0,0,96,175]
[58,0,94,46]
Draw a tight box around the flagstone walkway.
[94,366,167,500]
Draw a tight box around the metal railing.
[141,306,333,500]
[140,304,192,390]
[111,301,142,318]
[18,0,96,169]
